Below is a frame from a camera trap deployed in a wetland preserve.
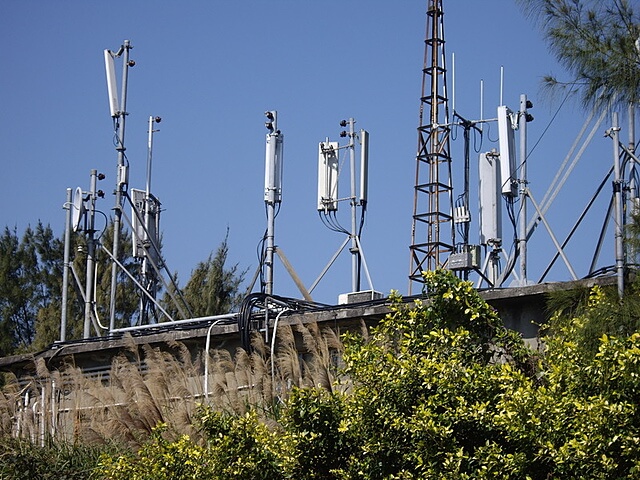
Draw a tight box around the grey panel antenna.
[104,50,119,118]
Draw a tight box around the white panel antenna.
[478,151,502,245]
[104,50,119,118]
[317,141,339,211]
[497,105,517,196]
[359,130,369,204]
[264,128,284,203]
[312,118,376,297]
[71,186,85,232]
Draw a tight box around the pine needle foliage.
[168,230,247,319]
[518,0,640,111]
[546,279,640,359]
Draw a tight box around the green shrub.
[91,270,640,479]
[198,407,287,479]
[281,387,353,479]
[94,423,212,480]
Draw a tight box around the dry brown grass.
[0,321,349,447]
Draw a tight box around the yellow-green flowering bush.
[94,270,640,479]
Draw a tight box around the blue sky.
[1,1,623,304]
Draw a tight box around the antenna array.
[313,118,374,297]
[104,40,134,332]
[60,41,195,340]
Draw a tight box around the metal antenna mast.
[409,0,455,293]
[264,111,283,295]
[136,115,162,323]
[313,118,373,298]
[104,40,134,332]
[60,188,72,342]
[246,111,311,301]
[83,170,100,338]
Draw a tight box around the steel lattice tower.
[409,0,455,293]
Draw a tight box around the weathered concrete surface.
[482,275,618,339]
[0,275,619,378]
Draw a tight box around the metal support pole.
[145,116,154,198]
[496,107,606,287]
[139,115,160,323]
[84,170,98,338]
[109,40,132,333]
[611,112,625,299]
[309,236,350,294]
[265,203,275,295]
[60,188,72,342]
[315,118,371,297]
[518,94,528,285]
[144,115,155,302]
[100,244,176,322]
[353,235,374,292]
[489,245,500,287]
[348,118,360,292]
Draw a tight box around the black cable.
[358,201,367,237]
[328,211,349,234]
[473,125,484,153]
[318,212,334,232]
[319,211,349,235]
[451,113,459,142]
[94,210,110,241]
[255,199,283,294]
[505,195,518,246]
[255,228,268,293]
[484,122,499,143]
[237,292,331,351]
[583,265,616,279]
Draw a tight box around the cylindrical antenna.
[359,129,369,204]
[264,111,283,204]
[146,116,157,197]
[480,79,484,132]
[500,65,504,106]
[264,110,283,295]
[452,52,456,113]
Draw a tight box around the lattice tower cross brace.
[409,0,455,293]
